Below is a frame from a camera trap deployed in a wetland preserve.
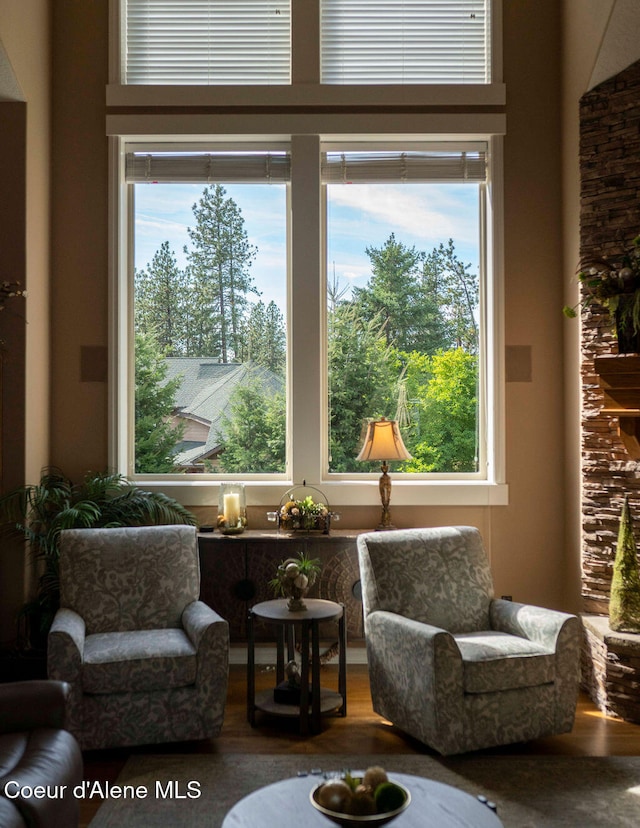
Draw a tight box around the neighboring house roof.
[163,358,283,468]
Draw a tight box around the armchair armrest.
[490,599,577,651]
[365,610,465,753]
[182,600,229,682]
[0,680,70,733]
[182,600,227,648]
[47,608,85,683]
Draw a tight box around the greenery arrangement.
[278,496,330,532]
[609,495,640,633]
[563,234,640,343]
[269,551,322,610]
[0,467,196,647]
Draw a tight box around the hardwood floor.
[79,664,640,826]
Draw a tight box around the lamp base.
[375,523,397,532]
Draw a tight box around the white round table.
[221,771,503,828]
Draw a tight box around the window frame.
[109,125,506,507]
[108,0,505,107]
[107,0,507,508]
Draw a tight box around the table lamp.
[356,417,412,530]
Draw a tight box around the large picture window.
[120,141,494,489]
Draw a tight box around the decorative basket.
[267,482,340,535]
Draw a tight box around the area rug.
[88,753,640,827]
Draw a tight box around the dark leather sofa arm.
[0,680,69,734]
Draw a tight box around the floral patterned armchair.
[48,525,229,750]
[357,526,581,755]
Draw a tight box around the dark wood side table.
[247,598,347,735]
[221,771,503,828]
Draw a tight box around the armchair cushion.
[453,631,555,693]
[83,629,197,694]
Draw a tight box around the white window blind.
[321,0,491,85]
[125,151,291,183]
[124,1,291,85]
[321,148,487,183]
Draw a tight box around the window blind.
[321,149,487,184]
[124,1,291,85]
[125,151,291,183]
[321,0,491,85]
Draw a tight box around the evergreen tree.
[134,241,190,356]
[217,375,286,473]
[422,238,479,353]
[609,495,640,633]
[352,233,447,354]
[185,184,259,361]
[134,331,185,473]
[328,302,399,472]
[243,300,286,374]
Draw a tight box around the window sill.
[135,478,509,508]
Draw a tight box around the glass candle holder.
[217,483,247,535]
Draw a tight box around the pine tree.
[134,331,185,473]
[244,300,286,374]
[185,184,259,361]
[609,495,640,632]
[352,233,447,354]
[134,241,190,356]
[422,239,479,353]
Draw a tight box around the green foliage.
[609,495,640,633]
[0,467,196,644]
[134,330,185,473]
[328,303,400,472]
[352,233,447,354]
[217,375,286,473]
[185,184,259,361]
[241,299,286,374]
[422,239,479,353]
[400,348,478,473]
[134,241,190,355]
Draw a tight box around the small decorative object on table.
[563,232,640,353]
[270,550,321,611]
[217,482,247,535]
[267,482,339,534]
[310,766,410,827]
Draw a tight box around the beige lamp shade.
[356,417,412,463]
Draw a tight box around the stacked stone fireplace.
[579,59,640,722]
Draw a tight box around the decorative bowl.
[310,780,410,827]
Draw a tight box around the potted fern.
[0,467,196,650]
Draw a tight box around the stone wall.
[580,59,640,615]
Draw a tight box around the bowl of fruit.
[310,766,410,827]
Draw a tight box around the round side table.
[247,598,347,735]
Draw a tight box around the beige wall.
[0,1,621,644]
[0,1,51,643]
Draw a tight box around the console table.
[198,530,364,642]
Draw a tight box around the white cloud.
[328,183,479,249]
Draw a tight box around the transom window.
[120,0,492,86]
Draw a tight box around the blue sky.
[134,182,480,310]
